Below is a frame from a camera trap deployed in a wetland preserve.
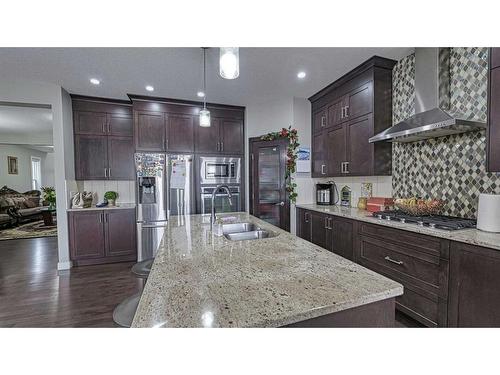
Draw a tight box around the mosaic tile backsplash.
[392,48,500,218]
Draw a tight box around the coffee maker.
[316,182,337,205]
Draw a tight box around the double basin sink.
[222,222,277,241]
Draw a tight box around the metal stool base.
[131,259,154,279]
[112,292,142,328]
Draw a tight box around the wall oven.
[199,156,241,185]
[200,185,241,214]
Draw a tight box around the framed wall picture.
[7,156,18,175]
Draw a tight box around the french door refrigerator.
[135,153,194,261]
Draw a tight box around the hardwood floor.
[0,237,142,327]
[0,236,423,328]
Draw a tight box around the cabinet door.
[108,136,134,180]
[69,211,105,260]
[491,48,500,69]
[195,117,220,153]
[328,97,345,127]
[75,135,108,180]
[221,119,244,154]
[135,111,165,151]
[326,125,347,176]
[448,242,500,327]
[74,111,107,135]
[108,113,133,136]
[312,132,326,177]
[313,109,327,134]
[345,82,373,121]
[167,114,195,152]
[105,209,137,258]
[331,217,354,260]
[311,211,328,249]
[347,115,373,175]
[488,68,500,172]
[297,209,312,242]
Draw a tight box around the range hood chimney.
[369,48,486,143]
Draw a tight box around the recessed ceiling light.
[297,71,306,79]
[197,91,205,98]
[90,78,100,85]
[145,85,154,92]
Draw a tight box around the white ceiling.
[0,48,413,106]
[0,104,53,144]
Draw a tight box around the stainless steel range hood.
[369,48,486,143]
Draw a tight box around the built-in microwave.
[199,156,241,185]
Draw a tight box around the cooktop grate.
[372,210,476,231]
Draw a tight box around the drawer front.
[358,222,446,258]
[359,236,440,289]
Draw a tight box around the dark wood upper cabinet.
[69,211,106,260]
[313,108,328,133]
[312,132,326,177]
[195,117,220,153]
[327,126,347,176]
[309,56,395,177]
[167,115,195,152]
[490,47,500,69]
[347,115,373,175]
[135,111,166,151]
[74,111,107,135]
[75,135,108,180]
[345,82,373,121]
[488,48,500,172]
[69,208,136,266]
[108,113,133,136]
[107,136,135,180]
[105,209,136,257]
[221,119,244,154]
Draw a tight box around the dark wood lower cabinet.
[296,208,500,327]
[69,208,136,266]
[448,242,500,327]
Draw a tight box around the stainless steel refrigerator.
[135,153,194,261]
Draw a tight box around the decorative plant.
[41,186,56,209]
[260,126,299,203]
[104,191,118,201]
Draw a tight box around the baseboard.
[57,260,73,270]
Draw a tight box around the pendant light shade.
[199,108,211,127]
[219,47,239,79]
[199,47,210,127]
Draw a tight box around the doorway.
[249,137,290,232]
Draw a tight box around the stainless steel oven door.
[200,186,241,214]
[199,156,241,185]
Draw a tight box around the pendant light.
[199,47,211,127]
[219,47,239,79]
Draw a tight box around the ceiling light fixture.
[90,78,100,85]
[297,71,306,79]
[199,48,211,127]
[219,47,239,79]
[145,85,154,92]
[197,91,205,98]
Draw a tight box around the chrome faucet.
[211,184,232,228]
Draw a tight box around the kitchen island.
[132,213,403,327]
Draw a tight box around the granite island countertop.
[296,204,500,251]
[132,212,402,328]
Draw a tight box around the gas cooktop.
[372,210,476,231]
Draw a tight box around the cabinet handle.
[108,168,111,177]
[104,213,108,223]
[166,139,169,150]
[305,212,309,223]
[324,217,329,229]
[321,164,326,175]
[328,217,333,229]
[345,162,349,174]
[345,105,349,117]
[107,118,111,134]
[216,142,219,151]
[321,115,326,127]
[221,141,224,152]
[104,168,107,178]
[384,256,404,266]
[341,162,345,174]
[99,213,102,223]
[340,106,344,119]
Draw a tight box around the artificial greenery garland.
[260,126,299,203]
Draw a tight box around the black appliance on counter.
[316,182,337,206]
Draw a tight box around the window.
[31,156,42,190]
